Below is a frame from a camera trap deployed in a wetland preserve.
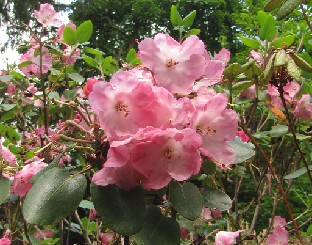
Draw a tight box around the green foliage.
[23,168,87,225]
[0,176,10,204]
[202,187,232,211]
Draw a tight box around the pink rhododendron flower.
[266,82,300,107]
[249,50,264,66]
[62,46,80,65]
[271,216,287,228]
[57,23,76,42]
[201,207,212,221]
[5,82,16,95]
[236,130,249,142]
[215,230,244,245]
[138,33,206,94]
[0,238,11,245]
[12,158,47,197]
[34,3,62,27]
[100,231,114,245]
[212,210,222,219]
[238,85,256,100]
[20,47,52,77]
[294,94,312,120]
[34,230,53,241]
[0,141,17,166]
[84,78,100,97]
[191,93,238,167]
[267,226,288,245]
[93,127,202,190]
[213,48,231,66]
[180,227,189,240]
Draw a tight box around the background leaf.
[0,176,10,204]
[76,20,93,43]
[202,187,232,211]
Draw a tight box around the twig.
[74,211,92,245]
[299,1,312,32]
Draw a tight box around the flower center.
[115,101,130,117]
[163,147,174,161]
[196,125,217,136]
[166,58,179,68]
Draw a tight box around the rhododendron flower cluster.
[0,238,11,245]
[34,3,62,27]
[90,34,238,190]
[267,216,289,245]
[214,230,244,245]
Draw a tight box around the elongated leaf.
[284,165,312,179]
[63,26,77,46]
[274,49,288,67]
[287,58,301,82]
[289,52,312,73]
[63,88,79,100]
[133,205,180,245]
[91,184,146,235]
[170,5,182,27]
[227,137,255,164]
[76,20,93,43]
[23,168,87,225]
[185,29,200,38]
[232,81,254,90]
[276,0,300,20]
[202,187,232,211]
[68,73,84,84]
[126,48,137,63]
[259,15,277,41]
[270,125,288,137]
[0,176,10,204]
[168,182,202,221]
[182,10,196,29]
[271,35,296,48]
[82,55,98,68]
[240,37,261,49]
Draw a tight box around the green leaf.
[0,176,10,205]
[263,53,276,83]
[185,29,200,38]
[133,205,180,245]
[0,74,13,82]
[170,5,182,27]
[91,184,146,235]
[264,0,284,12]
[240,37,261,49]
[202,187,232,211]
[168,182,202,221]
[76,20,93,43]
[223,63,242,78]
[63,26,77,46]
[84,48,105,55]
[79,200,94,209]
[271,35,296,48]
[1,104,16,111]
[182,10,196,29]
[284,165,312,179]
[276,0,300,20]
[257,11,269,25]
[259,15,277,41]
[68,73,85,84]
[18,61,32,69]
[82,54,98,68]
[227,137,255,164]
[63,88,79,100]
[274,49,288,67]
[126,48,137,63]
[48,91,60,100]
[201,160,216,175]
[287,58,301,82]
[23,168,87,225]
[270,125,288,137]
[232,81,254,90]
[102,56,119,75]
[289,52,312,73]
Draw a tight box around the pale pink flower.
[0,238,11,245]
[238,85,256,100]
[201,207,212,221]
[84,78,100,97]
[191,93,238,167]
[138,33,206,94]
[34,3,62,27]
[271,216,287,229]
[19,47,52,77]
[249,50,264,66]
[213,48,231,66]
[34,230,53,241]
[267,226,288,245]
[27,83,38,94]
[12,158,47,197]
[0,140,16,166]
[294,94,312,120]
[266,82,300,107]
[100,232,114,245]
[215,230,243,245]
[283,81,300,100]
[5,82,16,95]
[93,127,202,190]
[62,46,80,65]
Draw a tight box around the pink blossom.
[249,50,264,66]
[236,130,249,142]
[191,93,238,167]
[213,48,231,66]
[283,81,300,100]
[5,82,16,95]
[93,127,202,190]
[62,46,80,65]
[100,231,114,245]
[180,227,189,240]
[201,207,212,221]
[34,230,53,241]
[212,210,222,219]
[215,230,243,245]
[0,238,11,245]
[294,94,312,120]
[19,47,52,77]
[34,3,62,27]
[89,209,97,220]
[271,216,287,229]
[84,78,100,97]
[266,82,300,107]
[267,226,288,245]
[12,158,47,197]
[138,33,206,94]
[238,85,256,100]
[0,140,16,166]
[27,83,38,94]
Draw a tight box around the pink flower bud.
[84,78,99,97]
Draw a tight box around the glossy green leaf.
[264,0,283,12]
[133,205,180,245]
[79,200,94,209]
[270,125,288,137]
[202,187,232,211]
[185,29,201,38]
[240,37,261,49]
[287,58,301,82]
[91,184,146,235]
[170,5,182,27]
[232,81,254,90]
[257,11,269,25]
[76,20,93,43]
[1,104,16,111]
[63,26,77,46]
[168,181,202,221]
[284,165,312,179]
[224,63,242,78]
[289,52,312,73]
[259,15,277,41]
[68,73,85,84]
[274,49,288,67]
[63,88,79,100]
[271,35,296,48]
[82,54,98,68]
[0,176,10,205]
[126,48,137,63]
[23,168,87,225]
[182,10,196,29]
[84,48,105,55]
[227,137,255,164]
